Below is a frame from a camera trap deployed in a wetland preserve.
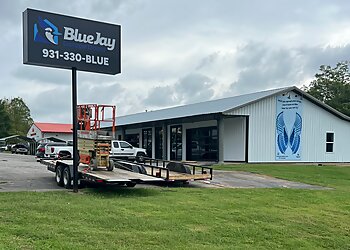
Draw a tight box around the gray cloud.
[27,86,72,123]
[78,82,125,104]
[2,0,350,123]
[302,45,350,72]
[143,85,175,107]
[228,42,350,95]
[13,67,70,86]
[229,43,301,94]
[143,73,215,108]
[196,52,220,70]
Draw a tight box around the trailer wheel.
[90,159,97,171]
[63,167,72,189]
[107,159,114,171]
[126,182,136,187]
[136,152,146,163]
[55,165,64,187]
[138,165,147,174]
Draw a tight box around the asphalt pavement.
[0,152,329,192]
[0,152,60,192]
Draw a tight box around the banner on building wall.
[276,92,303,160]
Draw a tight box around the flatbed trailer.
[41,159,164,189]
[114,158,213,183]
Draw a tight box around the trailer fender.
[166,162,191,174]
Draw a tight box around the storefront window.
[186,126,218,161]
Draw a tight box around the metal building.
[113,86,350,163]
[27,122,73,142]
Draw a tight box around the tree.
[4,97,33,136]
[0,100,11,138]
[303,61,350,116]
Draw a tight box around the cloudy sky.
[1,0,350,123]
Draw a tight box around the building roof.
[116,87,290,126]
[0,135,35,142]
[116,86,350,126]
[34,123,72,133]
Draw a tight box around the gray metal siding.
[227,95,276,162]
[227,91,350,162]
[302,98,350,162]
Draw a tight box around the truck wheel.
[63,167,72,189]
[107,159,114,171]
[55,165,64,187]
[136,152,146,163]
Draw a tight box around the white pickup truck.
[44,142,73,159]
[44,140,146,161]
[109,140,147,162]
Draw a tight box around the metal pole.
[72,67,78,193]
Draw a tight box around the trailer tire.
[136,152,146,163]
[90,159,97,171]
[63,167,72,189]
[138,165,147,174]
[126,182,136,187]
[107,159,114,171]
[55,165,64,187]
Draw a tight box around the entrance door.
[142,128,152,157]
[155,127,163,159]
[170,125,182,161]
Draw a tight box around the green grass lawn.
[0,165,349,249]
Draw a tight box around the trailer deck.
[115,158,213,182]
[41,157,213,189]
[41,159,164,187]
[79,165,164,183]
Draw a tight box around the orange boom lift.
[77,104,116,171]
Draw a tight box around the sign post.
[72,68,78,192]
[23,8,121,192]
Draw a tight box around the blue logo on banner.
[276,111,302,154]
[34,17,61,45]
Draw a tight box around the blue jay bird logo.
[34,17,61,45]
[276,111,302,154]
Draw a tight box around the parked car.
[11,144,29,155]
[35,143,48,158]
